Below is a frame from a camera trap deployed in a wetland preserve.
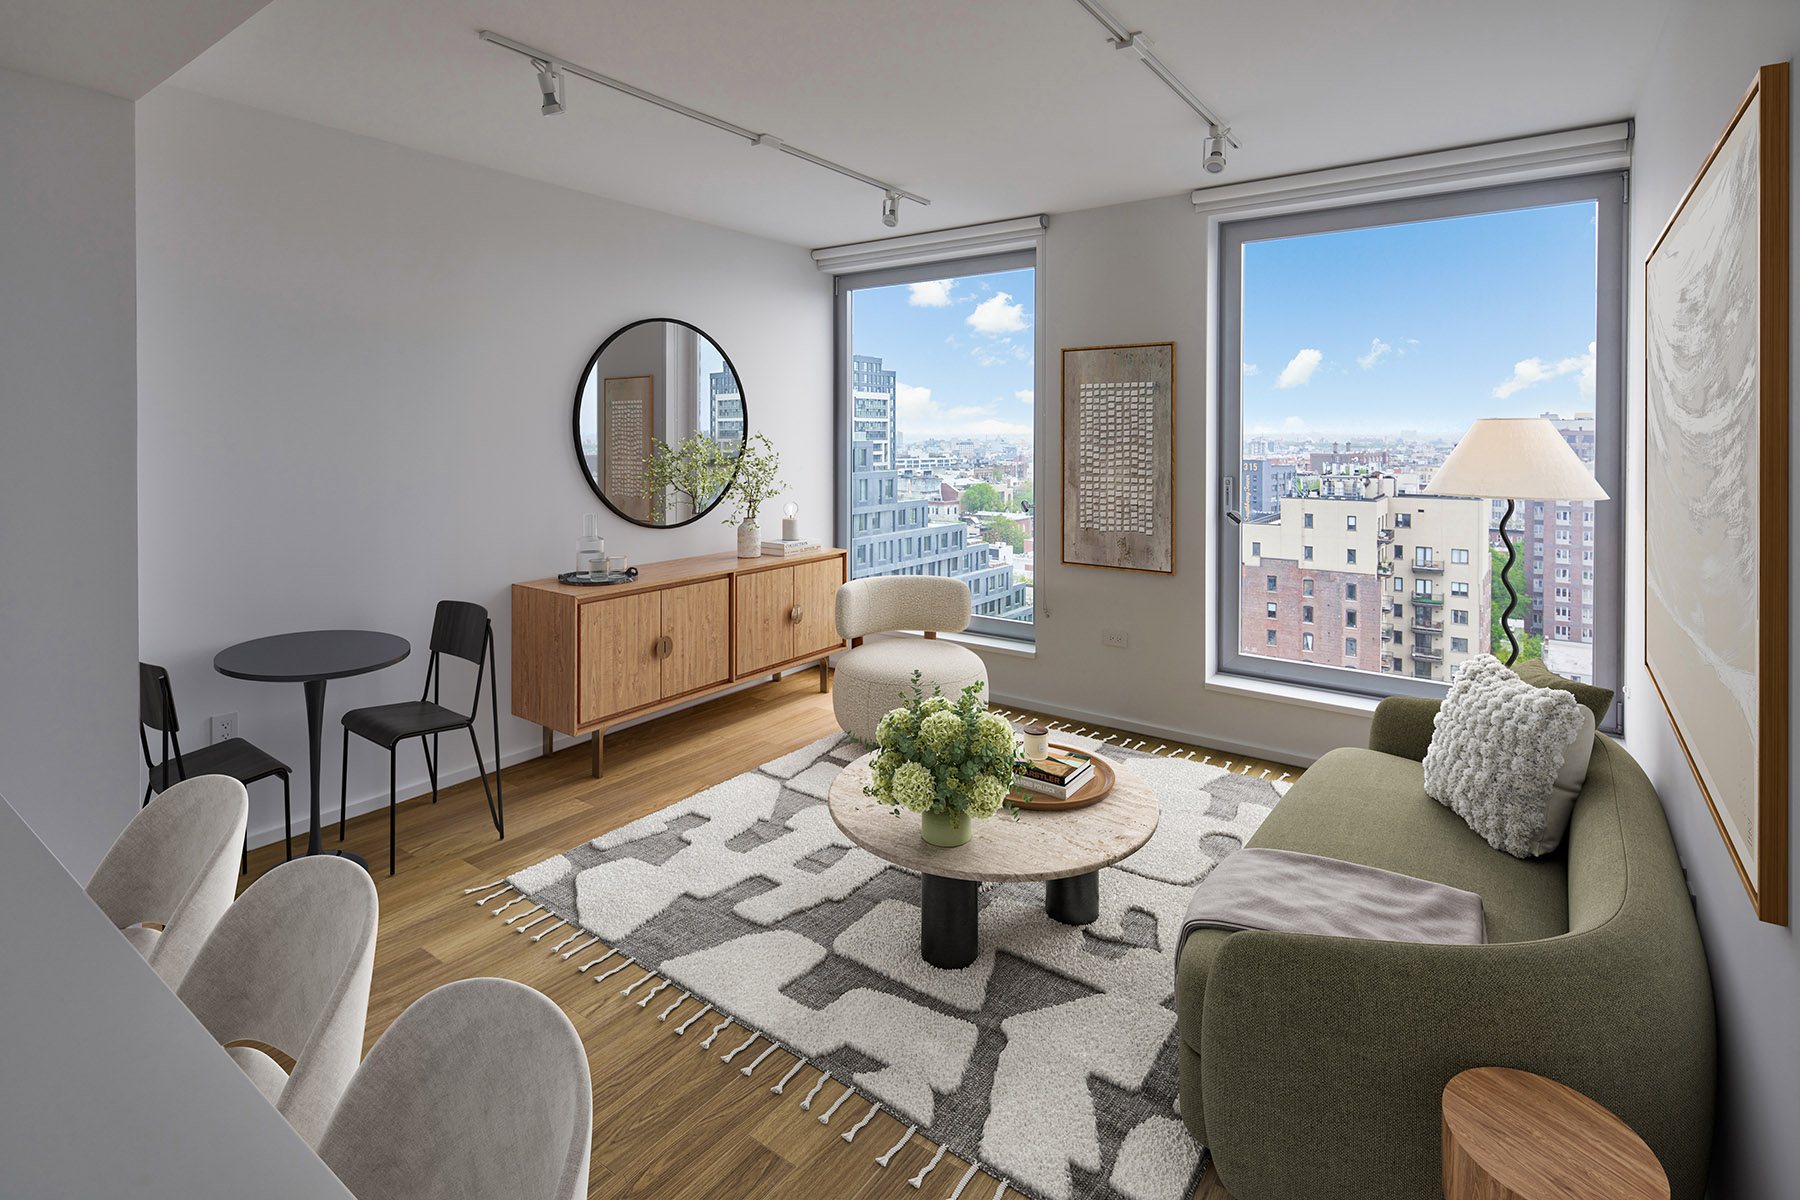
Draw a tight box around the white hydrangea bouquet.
[864,672,1019,847]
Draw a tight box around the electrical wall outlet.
[1102,629,1128,649]
[211,712,237,744]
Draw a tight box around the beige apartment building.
[1242,478,1493,682]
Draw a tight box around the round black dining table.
[215,630,411,869]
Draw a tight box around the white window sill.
[1204,671,1382,718]
[873,629,1038,659]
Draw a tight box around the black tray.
[557,569,639,587]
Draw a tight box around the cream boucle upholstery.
[832,576,986,744]
[85,774,248,990]
[318,978,592,1200]
[835,575,973,641]
[177,855,378,1148]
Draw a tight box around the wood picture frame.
[1061,342,1175,573]
[1644,62,1789,924]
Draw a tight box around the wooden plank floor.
[242,670,1250,1200]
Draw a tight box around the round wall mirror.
[572,318,746,528]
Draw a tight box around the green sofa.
[1176,688,1715,1200]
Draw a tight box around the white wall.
[136,89,831,849]
[0,66,140,881]
[1622,3,1800,1195]
[984,193,1373,765]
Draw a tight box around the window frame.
[1215,172,1627,728]
[834,249,1041,641]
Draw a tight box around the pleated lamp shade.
[1426,418,1609,501]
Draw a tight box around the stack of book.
[1012,748,1096,801]
[760,538,821,557]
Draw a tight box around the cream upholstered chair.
[317,978,592,1200]
[85,774,248,990]
[177,855,378,1147]
[832,575,989,743]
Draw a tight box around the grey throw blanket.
[1178,848,1487,964]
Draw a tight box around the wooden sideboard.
[513,549,848,776]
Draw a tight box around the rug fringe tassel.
[565,937,600,962]
[989,1179,1008,1200]
[619,969,657,996]
[593,956,635,984]
[674,1004,713,1035]
[658,991,690,1022]
[720,1032,758,1063]
[635,979,672,1007]
[740,1042,779,1076]
[530,918,566,942]
[841,1100,881,1141]
[475,886,512,906]
[699,1016,734,1049]
[876,1124,915,1166]
[550,927,581,952]
[504,904,543,925]
[799,1070,829,1111]
[493,895,527,916]
[516,911,554,933]
[944,1162,981,1200]
[578,948,614,971]
[770,1058,807,1094]
[817,1084,854,1124]
[909,1142,947,1188]
[463,878,508,894]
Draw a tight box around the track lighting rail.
[1069,0,1239,151]
[478,29,930,222]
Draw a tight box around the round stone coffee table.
[828,750,1158,968]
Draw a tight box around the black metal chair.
[339,600,503,875]
[139,662,292,875]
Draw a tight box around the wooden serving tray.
[1008,746,1116,811]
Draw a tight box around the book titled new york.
[760,539,822,557]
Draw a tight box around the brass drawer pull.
[790,605,804,624]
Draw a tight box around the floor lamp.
[1425,418,1609,666]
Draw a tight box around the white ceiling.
[0,0,272,99]
[163,0,1673,247]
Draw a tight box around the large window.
[837,253,1037,638]
[1219,175,1624,723]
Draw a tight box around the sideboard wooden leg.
[542,726,554,758]
[591,730,603,778]
[819,659,832,693]
[771,672,782,684]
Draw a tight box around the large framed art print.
[1644,62,1789,924]
[1061,342,1175,574]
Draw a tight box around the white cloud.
[896,382,938,419]
[1283,416,1307,432]
[1015,389,1034,405]
[1356,338,1392,370]
[1242,363,1260,377]
[907,279,955,307]
[1491,342,1596,399]
[1276,348,1323,389]
[968,291,1028,335]
[945,404,993,419]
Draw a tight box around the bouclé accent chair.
[85,773,248,990]
[832,575,988,743]
[177,855,379,1147]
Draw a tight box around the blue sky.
[1242,201,1598,439]
[850,267,1036,441]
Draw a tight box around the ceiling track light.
[534,60,565,116]
[1067,0,1240,173]
[480,30,929,227]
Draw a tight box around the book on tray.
[760,539,822,557]
[1011,748,1095,800]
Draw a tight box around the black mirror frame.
[571,316,747,530]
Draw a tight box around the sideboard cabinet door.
[661,578,730,698]
[793,557,846,660]
[579,591,662,725]
[735,566,795,677]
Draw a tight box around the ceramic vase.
[920,808,972,847]
[737,520,761,558]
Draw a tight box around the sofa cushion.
[1514,657,1614,724]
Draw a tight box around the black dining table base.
[303,679,367,870]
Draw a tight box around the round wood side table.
[1442,1067,1669,1200]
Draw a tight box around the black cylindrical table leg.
[921,874,979,968]
[1046,871,1100,925]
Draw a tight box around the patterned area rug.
[472,730,1288,1200]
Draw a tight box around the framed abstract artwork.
[1061,342,1175,573]
[1644,62,1789,924]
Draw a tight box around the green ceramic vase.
[920,808,972,847]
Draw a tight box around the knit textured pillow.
[1423,655,1590,859]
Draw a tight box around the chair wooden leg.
[339,727,350,841]
[281,773,293,862]
[388,749,397,877]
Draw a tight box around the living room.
[2,2,1796,1198]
